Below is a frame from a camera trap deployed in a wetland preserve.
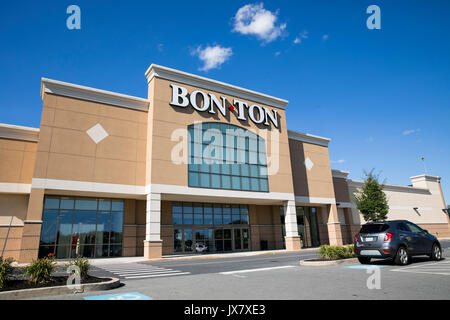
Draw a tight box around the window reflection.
[187,122,269,192]
[172,202,250,253]
[39,196,124,259]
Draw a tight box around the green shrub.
[0,257,14,288]
[318,245,355,260]
[25,256,55,284]
[67,257,90,280]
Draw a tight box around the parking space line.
[391,260,450,272]
[117,270,181,276]
[104,267,169,272]
[390,259,450,276]
[125,272,191,279]
[220,265,295,275]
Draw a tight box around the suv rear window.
[360,224,389,233]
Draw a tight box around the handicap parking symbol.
[84,292,152,300]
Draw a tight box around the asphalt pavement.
[28,240,450,300]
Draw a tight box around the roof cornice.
[41,78,150,112]
[287,130,331,147]
[145,64,289,110]
[410,174,441,182]
[348,179,430,194]
[0,123,39,142]
[332,170,350,179]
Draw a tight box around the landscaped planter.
[0,276,120,300]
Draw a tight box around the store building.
[0,64,449,262]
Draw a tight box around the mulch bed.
[0,275,110,292]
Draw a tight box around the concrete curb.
[299,258,358,266]
[0,277,120,300]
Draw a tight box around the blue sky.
[1,1,449,204]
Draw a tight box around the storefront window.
[38,196,124,259]
[172,202,250,253]
[188,122,269,192]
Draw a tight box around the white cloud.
[293,30,308,44]
[157,44,163,52]
[331,159,346,164]
[274,51,281,56]
[322,34,329,41]
[402,128,421,135]
[232,3,286,43]
[192,45,233,72]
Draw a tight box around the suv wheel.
[430,243,442,261]
[395,247,409,265]
[357,257,371,264]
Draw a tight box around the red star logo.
[229,105,235,111]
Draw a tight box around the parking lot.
[31,240,450,300]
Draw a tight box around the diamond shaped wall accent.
[304,157,314,171]
[86,123,109,144]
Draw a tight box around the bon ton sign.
[169,84,280,129]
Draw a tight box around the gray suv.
[354,220,442,265]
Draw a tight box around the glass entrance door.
[194,229,213,253]
[295,206,321,248]
[296,207,306,248]
[172,202,250,254]
[306,208,320,247]
[233,228,250,251]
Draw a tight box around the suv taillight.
[384,232,393,242]
[354,234,358,242]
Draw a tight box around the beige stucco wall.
[35,94,148,186]
[333,177,351,203]
[0,138,36,184]
[289,138,335,199]
[349,184,448,226]
[147,77,294,194]
[0,194,29,221]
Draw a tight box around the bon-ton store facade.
[1,65,449,262]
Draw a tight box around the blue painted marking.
[343,265,387,269]
[84,292,152,300]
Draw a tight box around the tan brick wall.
[418,223,450,238]
[249,205,284,250]
[0,225,23,261]
[161,200,173,255]
[122,199,148,257]
[18,222,42,263]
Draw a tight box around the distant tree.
[354,169,389,222]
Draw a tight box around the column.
[143,192,162,259]
[283,200,301,251]
[19,188,45,263]
[327,204,344,246]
